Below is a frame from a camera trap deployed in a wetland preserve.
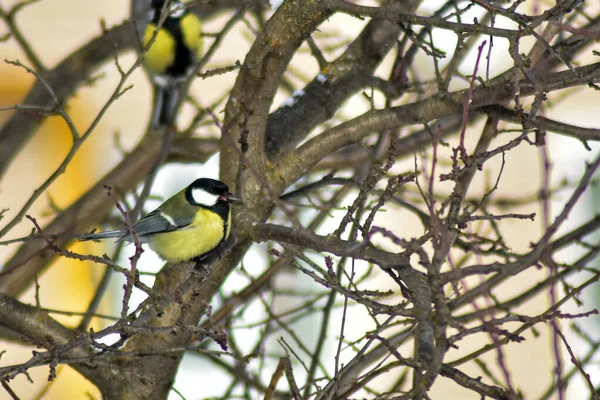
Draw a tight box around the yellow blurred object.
[0,55,108,400]
[142,1,203,77]
[143,0,204,126]
[143,27,177,74]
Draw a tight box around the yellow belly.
[143,24,176,74]
[181,14,203,57]
[147,209,225,262]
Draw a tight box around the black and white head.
[149,0,185,21]
[185,178,242,209]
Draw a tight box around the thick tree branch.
[278,62,600,185]
[265,0,421,160]
[220,0,332,192]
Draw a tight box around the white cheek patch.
[169,3,185,18]
[191,188,219,207]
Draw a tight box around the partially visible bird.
[80,178,242,263]
[142,0,203,127]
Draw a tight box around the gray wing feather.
[79,211,192,243]
[79,229,128,242]
[121,210,193,241]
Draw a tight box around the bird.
[79,178,242,263]
[142,0,203,127]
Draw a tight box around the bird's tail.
[78,229,128,242]
[151,85,180,127]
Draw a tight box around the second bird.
[143,0,203,127]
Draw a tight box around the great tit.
[80,178,242,263]
[143,0,203,127]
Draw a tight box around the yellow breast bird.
[143,0,203,127]
[80,179,242,262]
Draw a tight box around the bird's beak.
[221,192,243,204]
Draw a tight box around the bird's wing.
[128,210,193,238]
[79,211,192,243]
[79,229,128,242]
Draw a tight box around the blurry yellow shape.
[0,57,111,400]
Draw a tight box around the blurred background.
[1,0,599,399]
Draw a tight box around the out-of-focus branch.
[0,135,219,297]
[0,21,138,181]
[0,34,154,242]
[0,293,121,391]
[0,2,45,71]
[0,0,258,181]
[188,0,267,17]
